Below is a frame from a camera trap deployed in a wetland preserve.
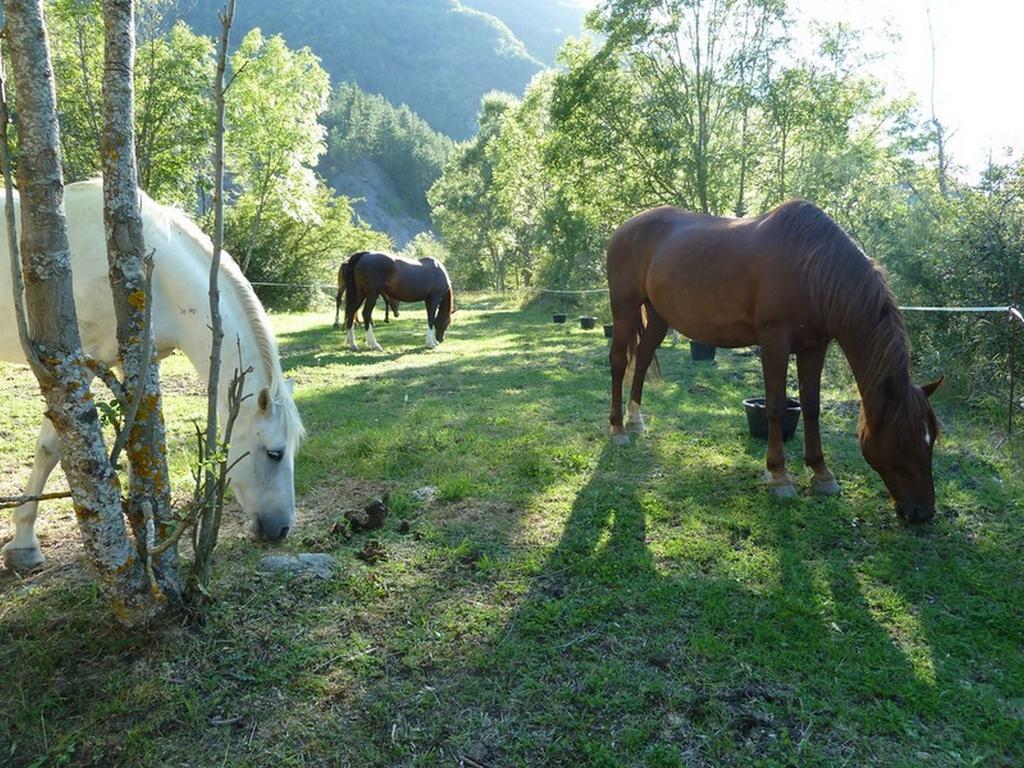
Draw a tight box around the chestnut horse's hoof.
[764,471,797,498]
[812,474,841,496]
[771,483,797,499]
[626,401,645,433]
[610,429,630,446]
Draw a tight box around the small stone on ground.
[258,553,335,579]
[411,485,439,504]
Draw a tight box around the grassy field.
[1,295,1022,767]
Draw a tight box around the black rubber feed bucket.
[579,316,597,330]
[743,397,801,441]
[603,323,614,338]
[690,341,717,361]
[552,313,567,324]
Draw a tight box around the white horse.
[0,179,304,571]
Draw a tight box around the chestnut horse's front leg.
[797,346,840,495]
[759,330,797,497]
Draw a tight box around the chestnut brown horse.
[342,251,454,351]
[607,201,943,522]
[333,252,399,329]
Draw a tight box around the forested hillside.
[462,0,590,63]
[321,83,454,236]
[181,0,544,139]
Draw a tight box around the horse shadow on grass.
[430,434,1024,767]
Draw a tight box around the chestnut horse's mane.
[770,201,935,443]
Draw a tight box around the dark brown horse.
[607,201,943,522]
[334,252,399,329]
[343,251,454,351]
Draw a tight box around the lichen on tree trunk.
[100,0,179,598]
[2,0,159,624]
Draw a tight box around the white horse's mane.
[136,183,306,449]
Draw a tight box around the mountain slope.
[181,0,543,139]
[462,0,590,63]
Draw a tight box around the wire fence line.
[248,279,1018,319]
[250,281,337,290]
[246,276,1023,431]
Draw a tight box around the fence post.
[1010,306,1022,435]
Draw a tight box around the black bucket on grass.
[690,341,717,361]
[743,397,801,442]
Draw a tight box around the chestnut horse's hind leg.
[362,294,384,352]
[2,418,60,571]
[797,346,840,495]
[424,294,440,349]
[759,330,797,498]
[626,304,669,434]
[344,281,361,351]
[609,302,638,444]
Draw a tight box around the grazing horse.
[343,251,454,351]
[0,180,305,571]
[333,252,399,329]
[606,201,943,522]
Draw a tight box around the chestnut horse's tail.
[339,262,352,313]
[343,251,369,322]
[626,300,661,379]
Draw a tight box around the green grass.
[1,295,1022,767]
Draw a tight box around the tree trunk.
[2,0,157,624]
[190,0,235,596]
[101,0,179,597]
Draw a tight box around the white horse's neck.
[172,282,272,425]
[142,196,280,427]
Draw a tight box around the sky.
[794,0,1024,178]
[578,0,1024,179]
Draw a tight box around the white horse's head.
[226,382,305,541]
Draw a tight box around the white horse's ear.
[258,386,271,412]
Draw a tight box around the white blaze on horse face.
[366,324,384,352]
[924,421,932,448]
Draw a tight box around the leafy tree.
[46,1,215,206]
[429,91,518,290]
[224,28,330,273]
[225,183,390,309]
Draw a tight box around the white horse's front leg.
[366,324,384,352]
[347,326,359,351]
[3,419,61,572]
[425,326,438,349]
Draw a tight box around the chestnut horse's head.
[859,376,943,522]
